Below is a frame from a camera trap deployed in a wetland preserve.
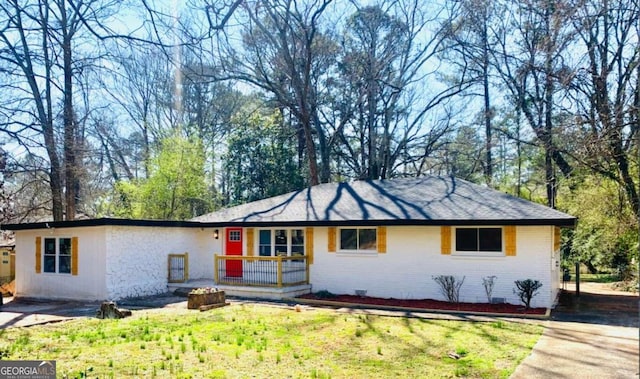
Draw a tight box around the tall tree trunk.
[634,63,640,219]
[61,4,77,220]
[543,0,556,208]
[482,12,492,186]
[312,111,331,183]
[366,31,378,180]
[516,98,523,197]
[21,2,64,220]
[301,112,320,186]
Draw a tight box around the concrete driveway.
[0,297,98,328]
[0,294,187,328]
[511,283,639,379]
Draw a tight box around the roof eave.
[2,216,577,231]
[1,218,206,231]
[198,218,578,228]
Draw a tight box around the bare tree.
[440,0,502,185]
[566,0,639,216]
[192,0,334,185]
[0,0,118,220]
[332,0,472,180]
[0,147,15,224]
[491,0,575,207]
[103,43,176,176]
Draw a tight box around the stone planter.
[187,290,225,310]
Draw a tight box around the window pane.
[59,256,71,274]
[479,228,502,252]
[291,245,305,256]
[275,230,288,256]
[291,230,304,245]
[358,229,377,250]
[259,230,271,244]
[259,230,271,257]
[44,256,56,273]
[59,238,72,255]
[275,230,287,245]
[291,229,304,256]
[43,238,56,273]
[456,228,478,251]
[259,246,272,256]
[44,238,56,255]
[340,229,357,250]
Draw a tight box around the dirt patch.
[297,293,546,315]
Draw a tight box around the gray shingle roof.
[192,176,576,226]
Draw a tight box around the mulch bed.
[297,293,547,315]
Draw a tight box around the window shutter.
[305,227,314,264]
[71,236,79,276]
[505,226,517,256]
[35,236,42,273]
[553,227,561,251]
[377,226,387,253]
[246,228,254,256]
[440,226,451,255]
[328,227,336,253]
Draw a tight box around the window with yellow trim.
[455,227,502,254]
[339,227,377,252]
[43,237,72,274]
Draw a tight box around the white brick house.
[3,176,575,308]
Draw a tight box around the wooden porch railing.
[168,253,189,283]
[214,254,309,287]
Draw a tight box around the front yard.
[0,304,542,378]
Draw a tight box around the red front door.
[225,228,243,277]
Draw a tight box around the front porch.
[168,279,311,300]
[167,254,312,300]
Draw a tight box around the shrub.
[482,276,497,303]
[513,279,542,309]
[314,290,337,299]
[432,275,465,303]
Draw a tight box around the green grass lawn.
[575,273,620,283]
[0,304,542,378]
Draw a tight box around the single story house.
[2,176,575,308]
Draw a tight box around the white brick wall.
[14,225,220,301]
[105,226,217,299]
[310,225,557,308]
[14,223,559,308]
[14,227,108,300]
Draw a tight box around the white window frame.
[453,226,504,256]
[338,227,377,253]
[257,228,305,257]
[42,236,73,274]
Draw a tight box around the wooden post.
[305,255,310,284]
[214,254,219,284]
[184,252,189,282]
[575,261,580,297]
[167,255,171,281]
[277,256,283,287]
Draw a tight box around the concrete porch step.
[168,280,311,301]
